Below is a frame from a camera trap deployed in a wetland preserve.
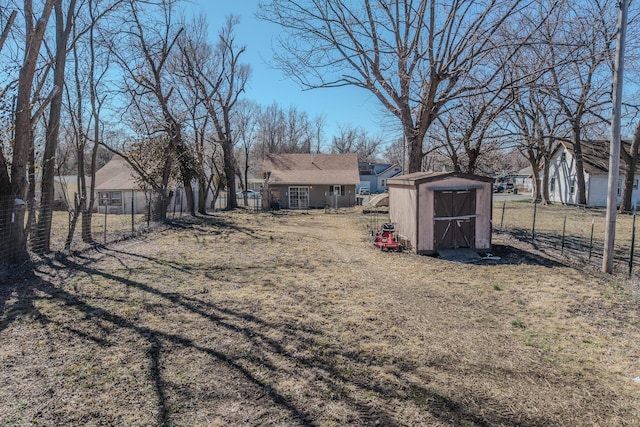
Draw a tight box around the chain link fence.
[493,199,639,276]
[0,189,265,270]
[0,190,168,267]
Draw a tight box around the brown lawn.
[1,208,639,426]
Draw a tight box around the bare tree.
[110,0,186,220]
[233,99,260,206]
[259,0,539,173]
[178,15,250,211]
[0,0,56,263]
[330,123,382,161]
[509,81,563,203]
[543,0,617,205]
[33,0,78,253]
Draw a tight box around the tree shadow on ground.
[0,248,567,427]
[495,227,636,275]
[480,242,566,268]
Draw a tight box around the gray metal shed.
[387,172,494,255]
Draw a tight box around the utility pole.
[603,0,629,273]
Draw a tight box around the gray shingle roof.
[264,153,360,185]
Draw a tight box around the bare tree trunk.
[35,1,76,253]
[530,162,542,202]
[4,0,55,263]
[619,122,640,213]
[542,160,551,205]
[571,123,588,206]
[222,139,238,210]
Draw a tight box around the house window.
[289,186,309,209]
[634,179,638,190]
[618,179,623,196]
[569,179,575,195]
[381,179,386,187]
[331,185,345,196]
[98,191,122,206]
[550,178,555,192]
[560,152,566,162]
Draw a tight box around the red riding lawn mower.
[374,222,403,252]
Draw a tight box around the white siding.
[547,145,640,207]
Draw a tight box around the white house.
[511,166,534,194]
[95,155,212,214]
[548,139,640,207]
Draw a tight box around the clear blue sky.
[187,1,395,142]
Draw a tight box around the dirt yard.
[1,209,639,426]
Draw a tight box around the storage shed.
[387,172,494,255]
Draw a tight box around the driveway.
[493,192,532,202]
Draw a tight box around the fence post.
[104,206,107,244]
[531,201,538,242]
[589,218,595,261]
[561,215,567,255]
[630,210,636,277]
[500,200,506,231]
[131,189,135,234]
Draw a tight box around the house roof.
[95,155,141,191]
[388,171,495,186]
[515,166,533,177]
[264,153,360,185]
[556,139,638,175]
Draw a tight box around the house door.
[433,189,476,250]
[289,186,309,209]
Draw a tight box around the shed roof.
[95,155,141,191]
[264,153,359,185]
[387,171,494,187]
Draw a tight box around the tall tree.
[33,0,78,253]
[543,0,617,205]
[178,15,250,210]
[330,123,382,162]
[233,99,260,206]
[111,0,185,220]
[259,0,539,173]
[0,0,56,263]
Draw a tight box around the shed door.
[433,189,476,250]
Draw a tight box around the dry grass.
[1,207,639,426]
[495,199,640,275]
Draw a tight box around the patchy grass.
[494,200,640,275]
[1,209,639,426]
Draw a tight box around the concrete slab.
[437,248,482,263]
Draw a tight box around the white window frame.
[331,185,344,196]
[99,191,122,206]
[288,186,309,209]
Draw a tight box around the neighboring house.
[263,153,360,209]
[548,139,640,207]
[358,162,403,193]
[511,166,534,193]
[94,156,150,214]
[95,155,209,214]
[35,175,90,210]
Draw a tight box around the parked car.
[236,190,260,199]
[493,184,505,193]
[357,187,370,195]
